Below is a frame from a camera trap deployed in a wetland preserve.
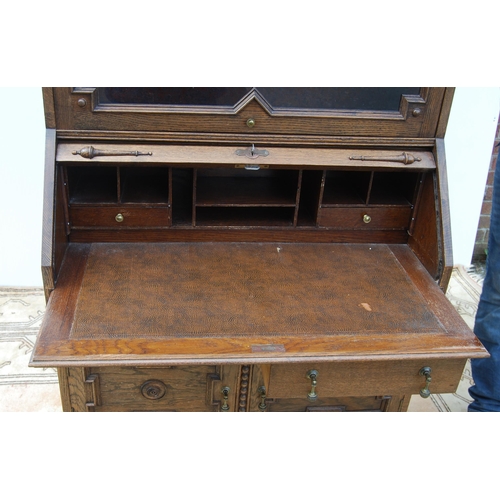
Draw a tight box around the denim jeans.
[469,152,500,411]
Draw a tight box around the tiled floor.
[0,264,485,412]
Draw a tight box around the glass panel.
[257,87,420,111]
[98,87,421,112]
[99,87,253,106]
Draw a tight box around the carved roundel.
[140,380,167,400]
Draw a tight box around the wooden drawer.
[70,366,227,412]
[317,206,412,229]
[261,359,466,401]
[264,395,399,412]
[70,206,171,227]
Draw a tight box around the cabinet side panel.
[41,129,57,299]
[57,367,72,412]
[434,138,454,291]
[408,171,440,279]
[41,130,68,301]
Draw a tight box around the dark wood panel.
[408,171,440,279]
[194,207,296,227]
[68,227,410,244]
[195,175,298,207]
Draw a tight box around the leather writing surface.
[70,242,444,340]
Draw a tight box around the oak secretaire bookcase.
[31,87,488,412]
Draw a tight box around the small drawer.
[70,206,171,227]
[90,366,217,411]
[317,206,412,229]
[266,359,465,400]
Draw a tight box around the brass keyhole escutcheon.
[363,214,372,224]
[115,213,124,223]
[246,118,256,128]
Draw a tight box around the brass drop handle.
[306,369,319,401]
[115,213,124,223]
[258,386,267,411]
[221,386,230,411]
[72,146,152,159]
[363,214,372,224]
[419,367,432,398]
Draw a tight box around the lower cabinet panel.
[262,395,401,412]
[59,359,465,412]
[63,365,239,412]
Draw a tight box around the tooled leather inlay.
[69,243,444,339]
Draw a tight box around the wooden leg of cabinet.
[57,367,72,412]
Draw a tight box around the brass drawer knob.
[306,369,319,401]
[141,380,167,400]
[246,118,256,128]
[363,214,372,224]
[258,386,267,411]
[115,213,124,223]
[221,386,230,411]
[419,367,432,398]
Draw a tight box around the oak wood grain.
[37,87,482,412]
[51,87,450,139]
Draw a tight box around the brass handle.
[419,367,432,398]
[363,214,372,224]
[221,386,230,411]
[306,369,318,401]
[115,213,124,223]
[258,386,267,411]
[349,152,421,165]
[72,146,152,159]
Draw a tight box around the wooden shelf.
[195,207,296,227]
[195,174,298,207]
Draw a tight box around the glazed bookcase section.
[193,167,301,227]
[316,170,420,230]
[53,88,450,139]
[65,164,172,229]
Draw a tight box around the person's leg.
[469,151,500,411]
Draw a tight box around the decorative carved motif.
[238,365,251,412]
[140,379,167,400]
[85,373,101,409]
